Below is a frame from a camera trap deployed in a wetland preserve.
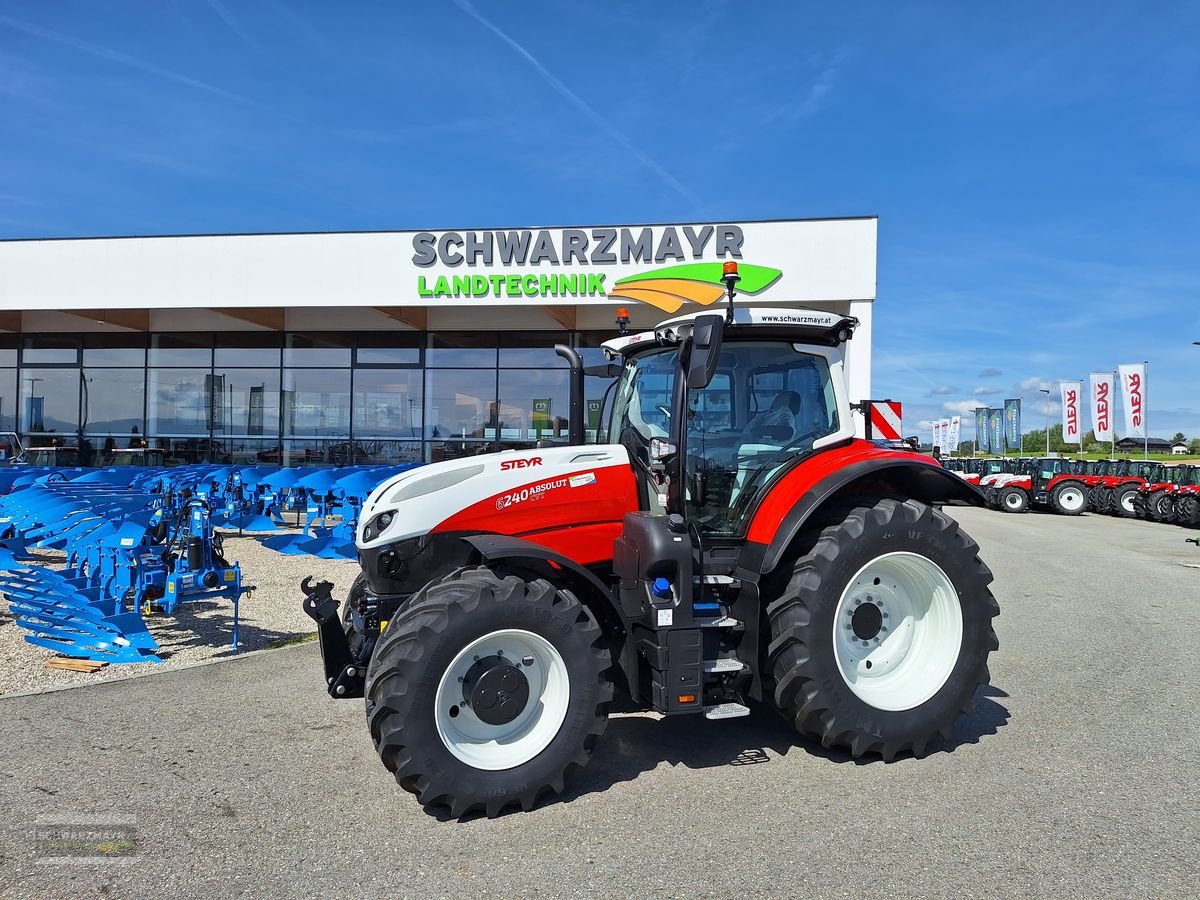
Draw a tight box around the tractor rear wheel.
[1113,485,1139,517]
[1148,490,1173,522]
[365,567,612,818]
[998,486,1029,513]
[1051,482,1087,515]
[766,498,999,760]
[1176,494,1200,525]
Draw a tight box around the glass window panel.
[150,333,212,366]
[19,368,79,434]
[427,333,497,368]
[212,368,280,438]
[22,336,79,365]
[215,333,282,367]
[355,439,423,465]
[0,335,17,367]
[498,369,570,442]
[0,368,17,433]
[282,368,350,438]
[148,368,214,436]
[575,332,613,367]
[499,332,571,368]
[429,440,492,463]
[356,333,421,366]
[281,439,379,466]
[285,333,353,368]
[84,335,147,367]
[82,369,145,438]
[353,369,423,439]
[425,369,496,441]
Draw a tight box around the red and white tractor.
[1133,465,1200,522]
[985,457,1090,515]
[1089,461,1162,517]
[303,274,999,818]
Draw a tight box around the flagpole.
[1143,360,1149,461]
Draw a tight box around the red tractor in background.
[1134,465,1200,522]
[989,457,1090,515]
[302,277,1000,818]
[1089,461,1162,517]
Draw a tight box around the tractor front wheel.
[1051,482,1087,516]
[1148,490,1173,522]
[767,498,999,760]
[998,486,1029,513]
[365,567,613,818]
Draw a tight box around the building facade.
[0,217,877,466]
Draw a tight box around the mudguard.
[741,441,986,576]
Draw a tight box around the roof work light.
[721,261,740,322]
[616,307,630,334]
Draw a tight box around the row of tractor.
[943,457,1200,526]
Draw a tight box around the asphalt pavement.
[0,507,1196,899]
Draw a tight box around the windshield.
[611,341,841,532]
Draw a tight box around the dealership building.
[0,217,877,466]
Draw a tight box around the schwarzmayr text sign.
[413,224,749,308]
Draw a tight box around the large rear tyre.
[1051,482,1087,516]
[766,498,999,760]
[1176,494,1200,526]
[1147,490,1174,522]
[1092,487,1112,514]
[1113,485,1139,517]
[365,567,612,818]
[998,486,1029,513]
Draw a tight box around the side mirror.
[685,314,724,389]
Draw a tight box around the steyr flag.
[1090,373,1115,442]
[989,409,1005,454]
[1118,364,1146,439]
[948,416,961,451]
[1003,399,1021,449]
[1061,381,1082,443]
[976,407,990,453]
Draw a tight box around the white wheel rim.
[1059,487,1084,511]
[1004,491,1023,510]
[832,552,964,712]
[434,629,570,771]
[1120,491,1135,513]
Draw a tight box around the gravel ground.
[0,506,1196,899]
[0,527,359,696]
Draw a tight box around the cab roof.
[601,306,859,358]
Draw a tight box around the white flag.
[1090,373,1115,442]
[940,418,951,453]
[1060,381,1082,443]
[1117,364,1146,439]
[948,416,961,450]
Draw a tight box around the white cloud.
[930,385,958,396]
[944,400,985,415]
[978,368,1004,377]
[1016,376,1054,392]
[973,386,1001,396]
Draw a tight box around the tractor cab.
[602,306,856,538]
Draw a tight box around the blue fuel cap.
[652,577,672,599]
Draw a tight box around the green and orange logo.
[609,263,783,313]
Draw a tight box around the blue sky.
[1,1,1198,438]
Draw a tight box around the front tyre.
[767,498,999,760]
[1113,485,1139,517]
[998,486,1029,513]
[365,567,613,818]
[1051,481,1087,516]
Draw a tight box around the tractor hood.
[358,444,636,551]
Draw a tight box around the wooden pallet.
[46,657,108,674]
